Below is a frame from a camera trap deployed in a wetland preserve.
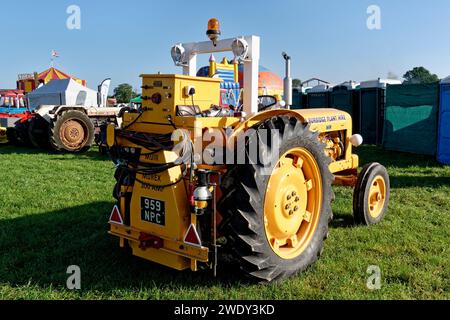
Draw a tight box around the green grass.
[0,144,448,300]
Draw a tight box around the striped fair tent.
[38,67,86,86]
[17,67,86,93]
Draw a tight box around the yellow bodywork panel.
[106,123,115,147]
[109,223,209,265]
[227,108,358,174]
[140,74,222,124]
[131,151,192,270]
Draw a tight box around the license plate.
[140,196,165,226]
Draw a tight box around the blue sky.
[1,0,449,91]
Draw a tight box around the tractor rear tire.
[49,110,94,153]
[353,162,390,225]
[28,116,51,149]
[6,128,19,145]
[7,121,31,146]
[218,116,334,282]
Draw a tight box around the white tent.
[27,78,98,109]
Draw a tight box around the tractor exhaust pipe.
[282,52,292,108]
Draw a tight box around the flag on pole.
[51,50,59,58]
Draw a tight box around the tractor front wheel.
[219,116,334,282]
[49,110,94,153]
[353,162,390,225]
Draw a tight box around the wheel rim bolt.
[285,204,291,210]
[294,206,298,211]
[287,195,291,200]
[292,191,296,196]
[289,210,293,215]
[295,196,299,202]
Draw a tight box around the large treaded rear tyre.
[218,116,334,282]
[49,110,94,153]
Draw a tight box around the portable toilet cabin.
[330,81,360,132]
[437,77,450,164]
[291,87,309,109]
[358,78,401,144]
[307,84,333,108]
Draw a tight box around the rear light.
[139,233,164,250]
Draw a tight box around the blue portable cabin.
[438,77,450,165]
[330,81,360,132]
[291,87,308,109]
[330,81,359,115]
[358,79,401,145]
[306,84,333,108]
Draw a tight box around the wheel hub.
[368,175,386,218]
[60,119,86,149]
[264,147,322,260]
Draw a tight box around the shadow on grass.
[390,175,450,188]
[355,145,441,169]
[0,144,109,162]
[0,202,244,294]
[329,211,355,229]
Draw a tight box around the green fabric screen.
[382,83,439,155]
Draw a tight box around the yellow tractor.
[105,19,390,282]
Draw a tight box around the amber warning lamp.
[206,18,221,45]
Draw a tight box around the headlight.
[171,44,185,66]
[231,37,249,61]
[350,134,363,147]
[278,100,286,108]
